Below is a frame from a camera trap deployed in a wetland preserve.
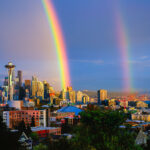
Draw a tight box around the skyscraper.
[69,91,76,103]
[17,70,22,87]
[76,91,83,102]
[25,80,31,97]
[32,76,38,97]
[37,81,44,99]
[4,77,8,86]
[32,76,44,99]
[61,89,67,100]
[67,86,73,92]
[97,89,107,104]
[25,80,31,89]
[43,81,50,99]
[5,62,15,100]
[82,95,90,104]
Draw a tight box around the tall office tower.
[66,86,75,103]
[32,76,44,99]
[61,89,67,100]
[37,81,44,99]
[97,89,107,104]
[25,80,31,96]
[67,86,73,92]
[69,91,76,103]
[25,80,31,89]
[5,62,15,100]
[32,76,38,97]
[76,91,83,102]
[32,76,38,81]
[17,70,22,87]
[43,81,50,99]
[4,77,8,86]
[82,95,90,104]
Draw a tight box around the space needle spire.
[5,62,15,100]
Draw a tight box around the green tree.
[31,116,35,127]
[33,143,48,150]
[17,120,26,133]
[71,110,143,150]
[0,116,20,149]
[30,132,39,141]
[26,124,32,136]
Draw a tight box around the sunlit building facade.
[32,76,44,99]
[3,109,47,129]
[76,91,83,102]
[97,89,107,104]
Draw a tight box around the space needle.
[5,62,15,100]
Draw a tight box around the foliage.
[30,132,39,141]
[31,116,35,127]
[70,109,143,150]
[49,137,72,150]
[0,116,20,149]
[17,120,26,133]
[33,143,48,150]
[61,124,75,134]
[16,120,32,136]
[26,123,32,136]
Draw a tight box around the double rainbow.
[115,4,132,92]
[42,0,70,89]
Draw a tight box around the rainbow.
[115,5,133,92]
[42,0,70,89]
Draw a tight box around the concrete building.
[3,109,47,129]
[32,76,38,97]
[25,80,31,89]
[4,77,8,86]
[17,70,23,87]
[7,100,23,110]
[76,91,83,102]
[36,81,44,99]
[50,112,75,121]
[61,89,67,100]
[31,126,61,138]
[132,112,150,122]
[136,101,148,108]
[43,81,50,99]
[25,80,31,98]
[67,86,73,92]
[97,89,107,104]
[69,91,76,104]
[108,99,116,107]
[82,95,89,104]
[32,76,44,99]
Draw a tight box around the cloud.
[128,60,142,65]
[71,59,104,65]
[128,59,150,67]
[140,56,149,60]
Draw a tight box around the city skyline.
[1,0,150,91]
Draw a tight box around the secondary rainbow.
[115,5,132,92]
[42,0,71,89]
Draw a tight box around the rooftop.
[31,126,60,132]
[57,106,83,115]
